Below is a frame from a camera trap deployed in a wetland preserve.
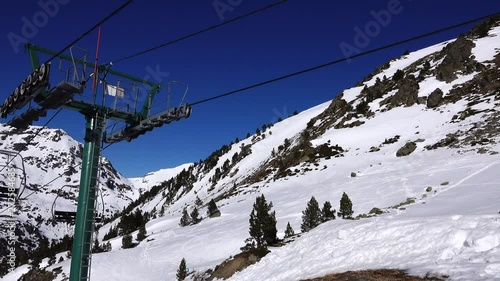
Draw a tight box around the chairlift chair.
[51,185,78,224]
[0,185,19,201]
[0,150,27,205]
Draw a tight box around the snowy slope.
[3,19,500,281]
[0,124,141,264]
[129,163,193,191]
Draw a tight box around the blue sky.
[1,0,499,177]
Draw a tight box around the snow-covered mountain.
[129,163,194,191]
[3,18,500,281]
[0,125,142,274]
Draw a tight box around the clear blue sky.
[1,0,499,177]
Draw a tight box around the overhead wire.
[110,0,288,64]
[3,11,498,214]
[189,12,499,106]
[0,0,135,213]
[44,0,134,64]
[98,12,499,154]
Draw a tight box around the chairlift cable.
[44,0,134,65]
[110,0,287,64]
[189,12,499,106]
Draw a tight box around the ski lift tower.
[0,42,191,281]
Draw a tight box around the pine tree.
[137,224,147,241]
[179,208,191,226]
[207,199,220,218]
[301,196,322,232]
[122,233,133,249]
[176,258,187,280]
[393,69,405,81]
[194,196,203,207]
[284,222,294,238]
[159,206,165,217]
[339,192,353,219]
[103,225,118,241]
[103,241,112,252]
[92,238,103,253]
[48,255,56,266]
[249,194,277,248]
[321,201,336,222]
[190,207,201,224]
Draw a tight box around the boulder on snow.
[427,88,444,108]
[209,209,221,218]
[396,142,417,157]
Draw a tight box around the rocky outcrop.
[384,76,420,108]
[427,88,444,108]
[435,36,476,83]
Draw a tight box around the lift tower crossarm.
[25,42,160,122]
[25,43,159,87]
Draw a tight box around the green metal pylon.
[2,43,191,280]
[70,110,104,281]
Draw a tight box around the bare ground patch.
[301,269,447,281]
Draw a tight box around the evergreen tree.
[249,194,277,248]
[301,196,322,232]
[190,207,201,224]
[48,255,56,266]
[179,208,191,226]
[176,258,187,281]
[92,238,103,253]
[339,192,353,219]
[393,69,405,81]
[122,233,133,249]
[284,222,295,238]
[194,196,203,207]
[137,224,147,241]
[103,241,112,252]
[321,201,336,222]
[207,199,220,217]
[58,256,64,263]
[159,206,165,217]
[104,225,118,241]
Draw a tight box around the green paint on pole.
[69,111,103,281]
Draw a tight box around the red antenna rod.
[92,26,102,93]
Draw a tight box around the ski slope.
[2,20,500,281]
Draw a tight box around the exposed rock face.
[396,142,417,157]
[307,94,351,136]
[435,36,476,83]
[427,88,444,108]
[388,76,420,108]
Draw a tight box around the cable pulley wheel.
[38,64,47,81]
[25,76,32,91]
[19,82,26,97]
[30,71,39,87]
[12,88,20,103]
